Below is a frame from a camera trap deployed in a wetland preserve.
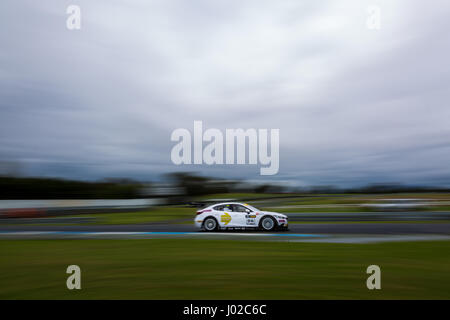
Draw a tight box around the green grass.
[1,239,449,299]
[289,220,450,224]
[0,207,196,226]
[70,207,195,225]
[195,193,289,200]
[284,198,366,206]
[3,205,241,227]
[426,205,450,211]
[264,207,366,213]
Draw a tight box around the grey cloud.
[0,0,449,186]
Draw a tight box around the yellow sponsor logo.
[220,212,232,225]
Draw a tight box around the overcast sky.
[1,0,450,187]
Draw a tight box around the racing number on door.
[245,214,257,226]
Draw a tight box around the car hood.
[259,211,287,219]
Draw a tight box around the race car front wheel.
[203,217,218,232]
[260,216,276,231]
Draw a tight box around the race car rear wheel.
[260,216,276,231]
[203,217,218,232]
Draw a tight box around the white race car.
[194,202,288,232]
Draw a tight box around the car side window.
[213,205,224,211]
[223,204,234,212]
[234,205,251,213]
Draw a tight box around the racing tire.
[260,216,276,232]
[203,217,218,232]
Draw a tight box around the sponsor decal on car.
[220,212,232,225]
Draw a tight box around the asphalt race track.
[0,222,449,234]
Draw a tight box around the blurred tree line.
[1,173,448,200]
[166,173,237,196]
[0,177,143,199]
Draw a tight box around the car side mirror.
[245,209,251,213]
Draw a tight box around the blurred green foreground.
[1,239,449,299]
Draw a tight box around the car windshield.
[243,204,259,211]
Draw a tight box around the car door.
[231,204,256,227]
[217,204,234,227]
